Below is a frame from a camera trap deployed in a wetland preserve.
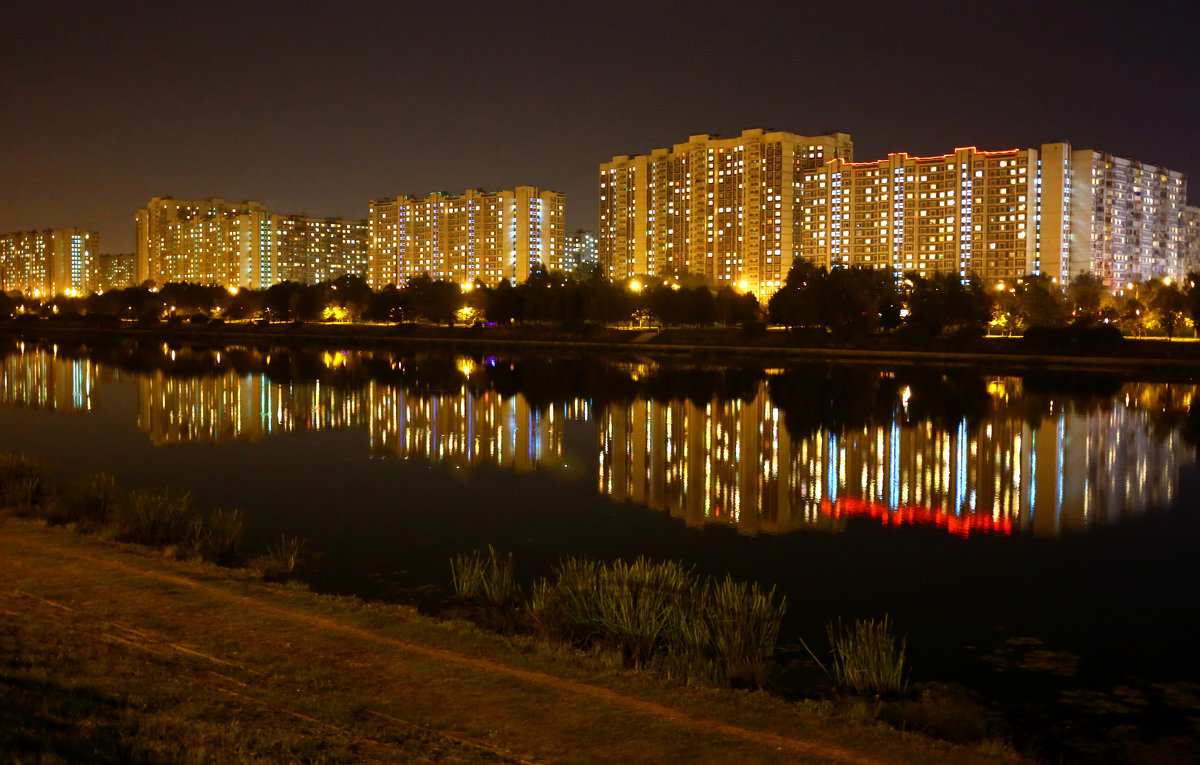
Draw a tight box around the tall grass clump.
[0,452,49,512]
[187,508,244,564]
[50,472,124,529]
[695,576,786,687]
[806,615,908,697]
[528,556,697,668]
[450,545,519,609]
[254,535,305,581]
[524,555,785,686]
[108,487,246,564]
[110,488,198,547]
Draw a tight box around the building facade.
[0,228,97,297]
[136,197,274,289]
[795,142,1188,288]
[90,252,136,292]
[136,197,370,289]
[275,215,368,284]
[1182,206,1200,276]
[368,186,565,288]
[1071,150,1187,287]
[602,131,1189,296]
[563,229,598,274]
[797,146,1040,282]
[598,128,854,299]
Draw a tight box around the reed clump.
[520,555,785,687]
[253,535,305,581]
[450,544,519,608]
[51,472,124,529]
[0,451,50,511]
[1,456,250,566]
[805,615,908,697]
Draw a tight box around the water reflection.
[1,341,1193,538]
[368,383,589,471]
[1,342,97,412]
[600,376,1191,537]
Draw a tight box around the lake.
[3,336,1199,754]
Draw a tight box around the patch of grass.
[450,544,519,608]
[450,545,521,632]
[188,507,244,565]
[110,487,198,548]
[1,457,248,565]
[523,555,785,687]
[253,535,305,581]
[0,451,49,511]
[50,471,124,529]
[805,615,908,697]
[697,575,786,689]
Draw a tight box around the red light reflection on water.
[824,497,1012,537]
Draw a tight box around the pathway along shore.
[0,520,1015,764]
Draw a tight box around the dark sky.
[3,0,1197,253]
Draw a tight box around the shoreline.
[0,516,1016,764]
[5,319,1200,375]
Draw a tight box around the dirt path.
[0,524,996,764]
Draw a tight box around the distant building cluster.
[602,129,1195,297]
[367,187,564,289]
[2,125,1197,299]
[0,228,96,297]
[135,197,366,290]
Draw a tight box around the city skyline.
[3,1,1197,254]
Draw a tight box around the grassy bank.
[0,452,1022,763]
[0,518,1019,764]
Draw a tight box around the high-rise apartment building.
[136,197,369,289]
[598,128,854,299]
[90,252,136,292]
[603,131,1188,296]
[368,186,565,288]
[563,229,598,273]
[1071,150,1187,286]
[276,215,368,284]
[798,147,1040,281]
[136,197,274,289]
[0,228,97,296]
[1182,206,1200,275]
[795,142,1188,288]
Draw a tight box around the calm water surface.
[3,338,1198,702]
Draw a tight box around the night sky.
[3,0,1197,253]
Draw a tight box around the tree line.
[2,262,1199,339]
